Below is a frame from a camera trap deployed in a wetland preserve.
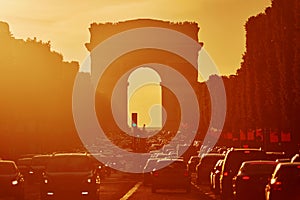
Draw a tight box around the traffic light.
[131,113,138,128]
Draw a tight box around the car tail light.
[223,171,228,176]
[184,170,189,177]
[153,171,159,177]
[242,176,250,180]
[271,179,282,191]
[297,165,300,169]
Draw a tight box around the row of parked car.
[0,152,111,200]
[186,147,300,200]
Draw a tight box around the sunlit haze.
[0,0,271,75]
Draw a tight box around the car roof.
[277,162,300,167]
[0,160,16,164]
[32,154,51,158]
[242,160,277,165]
[201,153,225,157]
[229,148,263,152]
[52,152,89,157]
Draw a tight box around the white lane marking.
[120,181,142,200]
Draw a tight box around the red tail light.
[184,170,189,177]
[223,172,228,176]
[272,181,282,191]
[153,171,159,177]
[242,176,250,180]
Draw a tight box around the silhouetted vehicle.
[291,153,300,163]
[151,159,191,193]
[265,151,287,161]
[0,160,25,200]
[40,153,100,200]
[210,159,224,194]
[196,153,225,184]
[187,155,200,173]
[89,154,109,179]
[232,160,277,200]
[16,157,32,177]
[275,158,291,163]
[265,162,300,200]
[143,158,159,185]
[29,154,50,182]
[219,148,266,200]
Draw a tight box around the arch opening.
[128,67,162,130]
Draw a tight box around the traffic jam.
[0,143,300,200]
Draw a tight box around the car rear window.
[46,156,92,172]
[201,155,224,165]
[224,150,266,174]
[276,165,300,180]
[0,162,17,175]
[241,163,277,174]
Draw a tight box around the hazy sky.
[0,0,271,75]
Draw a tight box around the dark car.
[210,159,224,194]
[151,159,191,193]
[219,148,266,200]
[196,153,225,185]
[16,157,32,177]
[0,160,25,200]
[232,160,277,200]
[265,162,300,200]
[143,158,159,185]
[187,155,200,174]
[40,153,100,200]
[29,154,50,182]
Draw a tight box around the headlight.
[87,178,92,183]
[44,179,49,184]
[12,180,19,185]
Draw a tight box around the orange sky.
[0,0,271,75]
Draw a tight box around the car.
[151,159,191,193]
[232,160,277,200]
[187,155,200,174]
[40,153,101,200]
[219,148,266,200]
[143,158,159,185]
[210,159,224,194]
[265,151,287,161]
[0,160,25,200]
[16,157,32,177]
[196,153,225,185]
[29,154,50,182]
[265,162,300,200]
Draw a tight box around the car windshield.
[46,156,92,172]
[0,162,17,175]
[31,156,49,166]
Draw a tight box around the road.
[18,171,218,200]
